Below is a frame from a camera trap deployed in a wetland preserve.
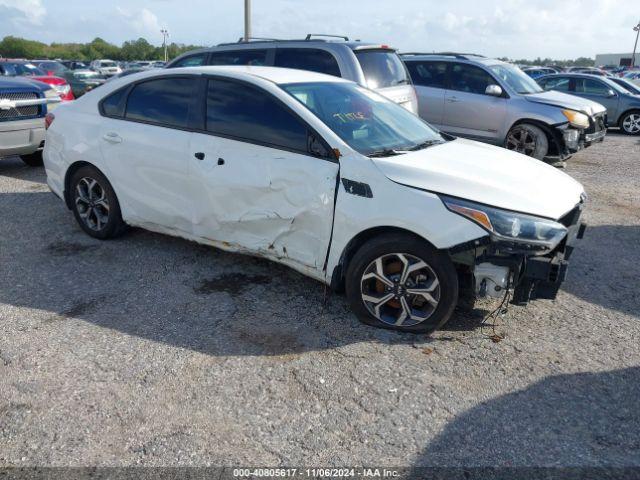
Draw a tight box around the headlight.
[441,196,568,253]
[562,109,590,129]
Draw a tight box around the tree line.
[0,36,204,61]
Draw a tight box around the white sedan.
[43,66,586,333]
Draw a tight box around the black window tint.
[354,50,409,88]
[172,54,206,68]
[206,79,307,152]
[102,88,127,117]
[125,78,195,128]
[406,61,447,88]
[450,64,495,94]
[274,48,341,77]
[208,50,268,66]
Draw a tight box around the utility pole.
[244,0,251,42]
[633,20,640,68]
[160,29,169,62]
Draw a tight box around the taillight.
[45,113,55,130]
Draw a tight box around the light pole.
[244,0,251,42]
[633,20,640,68]
[160,29,169,62]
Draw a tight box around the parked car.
[34,60,106,97]
[609,77,640,95]
[89,59,122,77]
[401,53,607,161]
[565,67,612,77]
[0,61,75,101]
[166,35,418,113]
[623,71,640,86]
[1,76,59,166]
[523,67,558,79]
[60,60,88,71]
[105,68,146,81]
[43,66,587,333]
[537,73,640,135]
[151,61,166,68]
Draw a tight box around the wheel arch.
[505,118,563,156]
[616,108,640,128]
[330,226,438,292]
[63,161,106,210]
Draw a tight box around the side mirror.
[606,89,617,98]
[485,84,503,97]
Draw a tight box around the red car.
[0,60,74,101]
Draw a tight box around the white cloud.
[0,0,46,26]
[115,6,163,36]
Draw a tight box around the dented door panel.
[188,133,339,272]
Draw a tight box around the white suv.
[89,59,122,77]
[43,67,586,333]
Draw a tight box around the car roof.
[538,72,614,80]
[400,53,508,67]
[116,65,350,85]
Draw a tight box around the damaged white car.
[43,66,586,333]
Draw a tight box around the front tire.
[505,123,549,160]
[345,233,459,334]
[619,111,640,135]
[70,166,127,239]
[20,151,43,167]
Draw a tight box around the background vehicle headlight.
[562,109,590,129]
[442,196,568,252]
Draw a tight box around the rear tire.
[505,123,549,160]
[619,110,640,135]
[69,165,127,240]
[20,151,43,167]
[345,233,458,334]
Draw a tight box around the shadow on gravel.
[0,159,47,184]
[561,225,640,317]
[0,190,484,358]
[411,367,640,469]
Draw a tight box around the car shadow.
[409,367,640,470]
[0,158,47,184]
[0,189,487,358]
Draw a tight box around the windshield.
[38,61,66,73]
[489,63,543,94]
[281,82,444,156]
[100,61,117,67]
[2,63,46,77]
[354,49,410,89]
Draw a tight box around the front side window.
[206,78,307,152]
[208,50,268,66]
[354,49,410,89]
[405,61,447,89]
[282,82,444,156]
[125,77,195,128]
[450,63,496,95]
[274,48,341,77]
[171,54,206,68]
[488,64,543,94]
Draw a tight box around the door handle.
[446,97,459,103]
[217,158,225,166]
[194,152,205,160]
[102,132,122,143]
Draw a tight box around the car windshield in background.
[38,62,67,73]
[282,82,443,156]
[1,63,46,77]
[490,64,543,94]
[354,49,410,89]
[101,61,117,67]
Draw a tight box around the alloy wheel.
[360,253,440,327]
[74,177,110,231]
[506,127,538,156]
[622,114,640,134]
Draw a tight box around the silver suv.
[402,53,607,162]
[167,35,417,113]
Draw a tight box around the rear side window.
[171,54,206,68]
[575,79,610,95]
[206,78,307,152]
[449,63,495,95]
[274,48,341,77]
[208,50,268,66]
[405,61,447,89]
[101,88,128,117]
[125,77,195,128]
[354,50,409,89]
[540,77,570,92]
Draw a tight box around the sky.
[1,0,638,59]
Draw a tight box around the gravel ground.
[0,133,639,469]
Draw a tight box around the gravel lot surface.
[0,133,639,468]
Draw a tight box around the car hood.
[524,90,607,116]
[0,76,50,93]
[371,138,584,220]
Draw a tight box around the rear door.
[98,76,198,232]
[188,77,339,272]
[353,49,417,113]
[441,62,507,142]
[404,60,448,127]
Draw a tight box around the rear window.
[354,49,410,89]
[208,50,268,66]
[274,48,341,77]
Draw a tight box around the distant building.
[595,53,640,67]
